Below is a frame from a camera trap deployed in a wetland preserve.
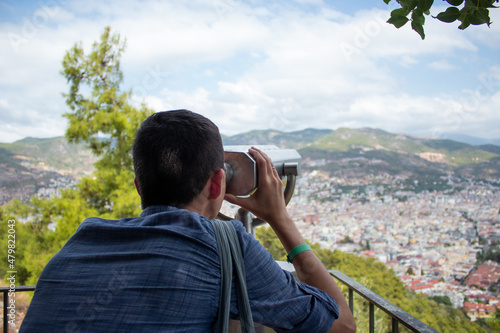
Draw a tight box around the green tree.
[483,243,500,263]
[1,27,153,287]
[384,0,499,39]
[61,26,151,173]
[61,26,153,216]
[432,295,452,306]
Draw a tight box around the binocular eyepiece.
[224,145,301,197]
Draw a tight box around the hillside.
[0,137,96,204]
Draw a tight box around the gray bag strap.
[211,219,255,333]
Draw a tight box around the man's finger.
[250,147,274,178]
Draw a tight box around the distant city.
[289,170,498,319]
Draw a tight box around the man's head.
[133,110,224,209]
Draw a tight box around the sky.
[0,0,499,143]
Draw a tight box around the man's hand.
[224,147,290,227]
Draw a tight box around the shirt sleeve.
[230,221,339,333]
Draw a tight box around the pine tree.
[61,26,153,216]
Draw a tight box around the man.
[21,110,355,332]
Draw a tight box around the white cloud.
[0,1,499,143]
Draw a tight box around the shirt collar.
[140,205,179,217]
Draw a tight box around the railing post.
[348,288,354,314]
[392,317,399,333]
[3,291,8,333]
[369,302,375,333]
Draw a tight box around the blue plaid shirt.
[21,205,339,332]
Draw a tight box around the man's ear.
[209,168,224,200]
[134,178,141,196]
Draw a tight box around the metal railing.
[330,270,439,333]
[1,273,439,333]
[1,285,35,333]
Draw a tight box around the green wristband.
[287,244,312,263]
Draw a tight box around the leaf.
[458,15,471,29]
[383,0,391,4]
[403,0,419,12]
[412,20,426,39]
[391,8,409,17]
[445,0,464,5]
[412,8,426,25]
[418,0,434,13]
[468,9,491,26]
[387,15,410,28]
[435,7,461,23]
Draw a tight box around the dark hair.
[133,110,224,209]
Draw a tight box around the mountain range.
[224,127,500,180]
[439,133,500,146]
[0,128,499,204]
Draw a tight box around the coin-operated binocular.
[219,145,301,234]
